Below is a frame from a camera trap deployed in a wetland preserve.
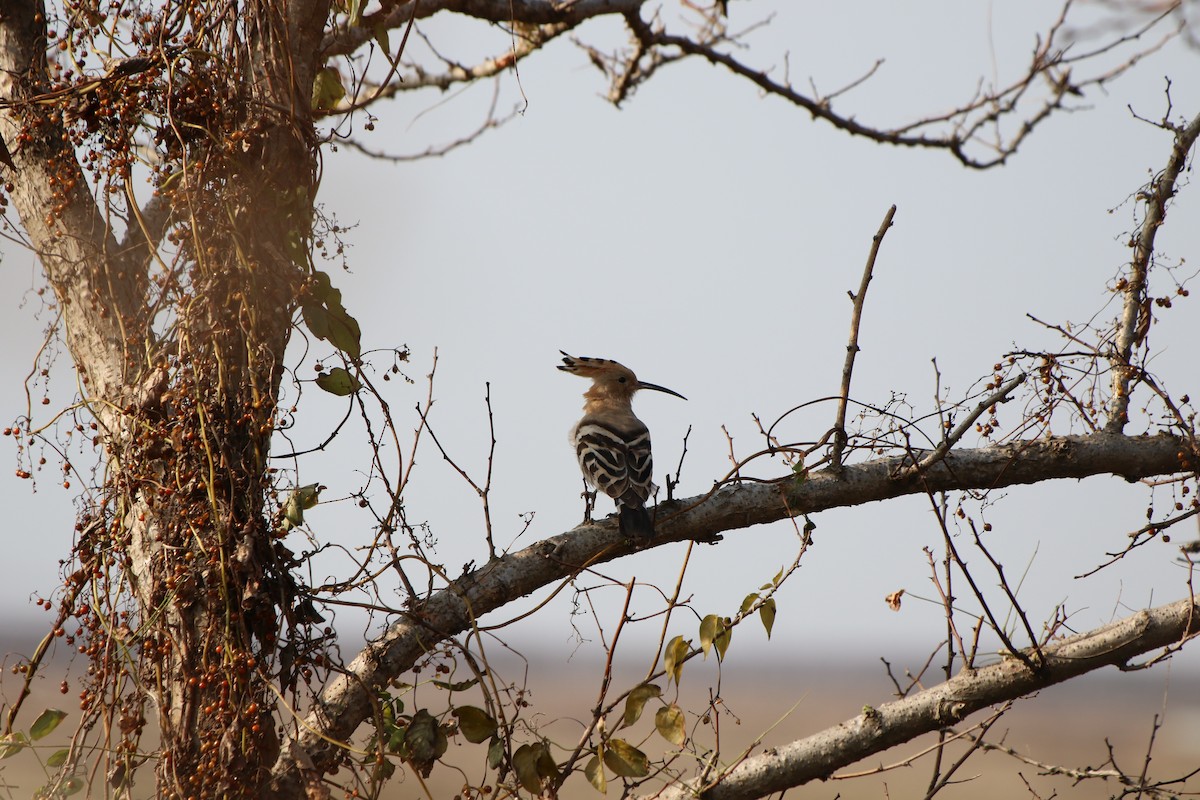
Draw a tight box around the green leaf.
[282,484,323,530]
[301,301,331,341]
[312,67,346,111]
[759,597,777,639]
[295,483,324,510]
[452,706,497,744]
[513,743,545,794]
[585,753,607,794]
[699,615,719,658]
[621,683,661,729]
[403,709,447,776]
[655,704,686,746]
[663,636,689,687]
[602,739,650,778]
[373,24,391,53]
[46,748,69,768]
[535,741,559,782]
[347,0,363,25]
[302,272,363,359]
[30,709,67,741]
[283,492,304,530]
[323,304,362,359]
[433,677,479,693]
[486,736,505,769]
[387,722,406,753]
[316,367,360,396]
[739,593,759,616]
[0,733,28,759]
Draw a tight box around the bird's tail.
[618,504,654,540]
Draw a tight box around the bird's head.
[558,351,686,404]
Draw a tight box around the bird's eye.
[618,376,627,383]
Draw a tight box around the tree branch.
[321,0,645,58]
[1107,108,1200,431]
[653,595,1200,800]
[269,430,1197,791]
[0,1,147,405]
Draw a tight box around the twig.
[831,204,896,470]
[554,577,637,791]
[909,373,1027,475]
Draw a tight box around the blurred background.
[2,1,1199,797]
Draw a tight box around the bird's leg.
[579,480,596,524]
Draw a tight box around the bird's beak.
[638,381,687,400]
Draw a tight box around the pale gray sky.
[2,3,1198,680]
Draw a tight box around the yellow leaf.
[655,704,686,746]
[663,636,689,687]
[699,614,721,658]
[585,753,607,794]
[760,598,777,639]
[312,67,346,111]
[603,739,650,778]
[621,683,661,729]
[714,618,732,662]
[739,593,759,616]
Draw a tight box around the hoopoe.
[558,352,686,539]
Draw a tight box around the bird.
[558,351,686,539]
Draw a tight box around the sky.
[2,1,1199,688]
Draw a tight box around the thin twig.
[831,204,896,470]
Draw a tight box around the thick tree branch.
[321,0,644,57]
[653,595,1200,800]
[270,430,1196,790]
[1107,109,1200,431]
[0,1,148,405]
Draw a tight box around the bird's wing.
[573,421,654,506]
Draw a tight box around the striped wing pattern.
[573,420,655,508]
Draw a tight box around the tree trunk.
[0,1,329,796]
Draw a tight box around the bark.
[1,1,1194,798]
[269,431,1197,792]
[653,596,1200,800]
[0,1,146,410]
[1,1,331,797]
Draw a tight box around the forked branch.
[1107,108,1200,431]
[652,596,1200,800]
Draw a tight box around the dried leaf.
[714,618,732,662]
[585,753,607,794]
[663,635,689,686]
[312,67,346,111]
[452,706,497,744]
[655,704,686,746]
[603,739,650,778]
[621,683,661,728]
[699,614,721,658]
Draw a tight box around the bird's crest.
[558,352,686,400]
[557,352,636,382]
